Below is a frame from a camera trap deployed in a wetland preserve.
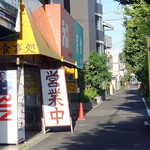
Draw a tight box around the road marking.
[144,121,149,126]
[142,98,150,117]
[103,125,116,128]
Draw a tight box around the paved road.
[1,87,150,150]
[28,87,150,150]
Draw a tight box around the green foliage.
[77,51,112,102]
[84,51,112,94]
[115,0,150,5]
[84,85,98,102]
[123,0,149,96]
[145,97,150,107]
[123,1,150,35]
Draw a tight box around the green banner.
[74,21,83,69]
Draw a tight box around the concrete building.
[69,0,104,62]
[107,50,126,94]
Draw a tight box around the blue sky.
[102,0,125,52]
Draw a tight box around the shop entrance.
[24,65,42,140]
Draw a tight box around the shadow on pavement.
[29,88,150,150]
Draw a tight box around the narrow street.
[26,86,150,150]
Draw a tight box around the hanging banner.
[40,69,71,127]
[0,70,18,144]
[74,21,83,69]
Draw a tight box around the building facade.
[0,0,83,144]
[41,0,106,62]
[69,0,104,62]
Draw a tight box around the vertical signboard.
[147,36,150,95]
[0,70,25,144]
[61,5,74,63]
[40,69,72,128]
[74,21,83,69]
[0,70,18,144]
[45,4,74,64]
[17,66,25,142]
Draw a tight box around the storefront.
[0,0,83,144]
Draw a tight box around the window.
[95,16,103,31]
[96,44,104,54]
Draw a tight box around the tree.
[123,0,149,96]
[115,0,150,5]
[83,51,112,100]
[77,51,112,102]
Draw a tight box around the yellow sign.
[0,41,17,55]
[0,41,39,55]
[147,37,150,50]
[147,36,150,95]
[67,83,77,93]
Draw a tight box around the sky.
[102,0,125,53]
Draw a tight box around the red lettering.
[50,107,64,125]
[0,94,11,103]
[0,94,12,121]
[0,104,11,107]
[0,110,12,121]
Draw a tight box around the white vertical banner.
[40,69,71,127]
[0,70,18,144]
[17,66,25,142]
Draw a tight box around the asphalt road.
[28,87,150,150]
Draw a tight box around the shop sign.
[40,69,72,127]
[0,70,24,144]
[0,41,39,55]
[74,21,83,69]
[67,83,77,93]
[45,4,74,64]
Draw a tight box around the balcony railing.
[0,0,18,31]
[104,35,112,48]
[96,30,104,42]
[95,2,102,15]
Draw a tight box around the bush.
[84,86,98,102]
[145,97,150,108]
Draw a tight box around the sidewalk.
[1,87,150,150]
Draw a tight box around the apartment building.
[69,0,104,62]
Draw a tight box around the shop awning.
[0,0,60,60]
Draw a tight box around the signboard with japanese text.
[0,41,39,55]
[74,21,83,69]
[0,70,24,144]
[45,4,74,64]
[67,82,77,93]
[40,69,72,127]
[0,41,17,55]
